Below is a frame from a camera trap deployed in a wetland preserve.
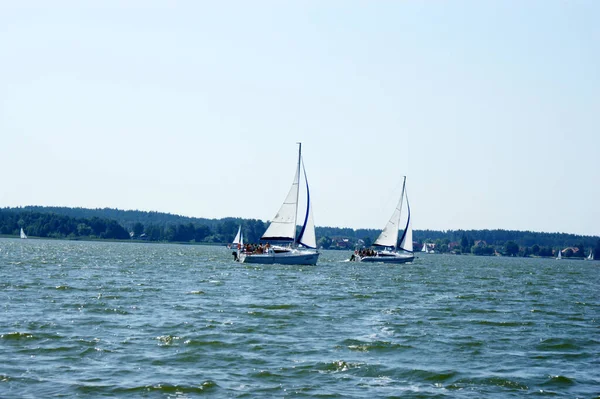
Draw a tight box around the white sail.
[421,243,428,253]
[373,178,405,248]
[20,228,27,239]
[297,159,316,248]
[373,201,401,247]
[232,225,242,245]
[297,204,316,248]
[397,185,413,252]
[588,249,593,260]
[399,217,413,252]
[261,163,300,242]
[557,249,562,259]
[298,206,316,248]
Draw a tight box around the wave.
[85,307,131,315]
[249,369,283,379]
[155,335,181,346]
[78,347,113,356]
[320,360,364,373]
[446,376,529,391]
[1,332,34,340]
[182,339,228,348]
[541,375,575,386]
[247,303,298,310]
[536,338,581,351]
[341,338,413,352]
[77,381,219,396]
[472,320,534,327]
[407,368,459,382]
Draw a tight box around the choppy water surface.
[1,238,598,398]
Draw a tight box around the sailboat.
[236,143,319,265]
[421,242,435,254]
[587,249,593,261]
[230,225,245,260]
[230,225,243,249]
[556,249,562,260]
[350,176,414,264]
[20,228,27,239]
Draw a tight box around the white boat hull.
[350,251,414,264]
[238,250,319,265]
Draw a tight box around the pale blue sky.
[1,1,598,236]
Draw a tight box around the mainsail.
[261,143,315,248]
[261,153,301,242]
[232,225,242,246]
[373,177,407,249]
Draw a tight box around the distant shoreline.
[2,206,598,259]
[0,234,224,246]
[2,235,596,260]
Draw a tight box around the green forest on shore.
[2,206,599,259]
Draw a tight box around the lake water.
[1,238,598,398]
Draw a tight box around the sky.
[1,1,599,236]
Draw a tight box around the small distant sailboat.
[232,225,242,247]
[556,249,562,260]
[587,249,593,261]
[350,176,414,264]
[421,242,435,254]
[20,228,27,239]
[230,225,243,250]
[235,143,319,265]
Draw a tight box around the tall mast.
[293,142,302,245]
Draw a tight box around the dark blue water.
[1,238,598,398]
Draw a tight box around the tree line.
[413,234,600,260]
[2,207,599,259]
[0,208,267,243]
[0,209,130,240]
